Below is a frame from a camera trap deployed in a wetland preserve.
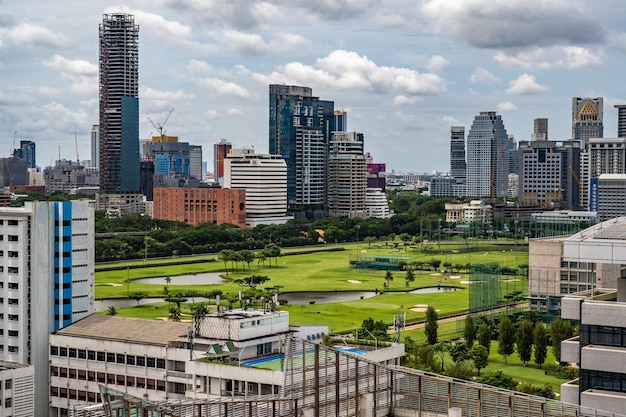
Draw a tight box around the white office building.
[328,132,367,218]
[0,361,34,416]
[365,188,391,219]
[224,148,292,228]
[49,310,404,415]
[0,201,94,415]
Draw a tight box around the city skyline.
[2,1,626,172]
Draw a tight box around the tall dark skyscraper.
[13,140,36,169]
[269,85,334,208]
[449,126,466,180]
[99,13,140,193]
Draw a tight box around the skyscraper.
[269,85,334,208]
[466,111,509,198]
[13,140,36,169]
[328,131,367,218]
[615,104,626,138]
[572,97,603,145]
[213,138,232,183]
[334,110,347,132]
[99,13,140,193]
[532,118,548,141]
[449,126,466,180]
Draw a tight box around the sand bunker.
[500,279,520,282]
[430,273,441,277]
[449,274,462,279]
[100,282,123,287]
[410,304,440,313]
[348,280,362,284]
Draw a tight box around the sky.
[2,0,626,174]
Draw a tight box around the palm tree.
[405,269,415,288]
[384,270,394,290]
[164,276,171,294]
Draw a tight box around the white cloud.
[470,67,501,84]
[246,50,447,96]
[197,78,254,98]
[505,74,548,94]
[426,55,449,74]
[441,115,461,126]
[494,46,604,69]
[497,101,518,112]
[227,108,243,116]
[42,55,97,95]
[210,30,310,56]
[2,23,69,48]
[206,110,219,120]
[392,95,421,106]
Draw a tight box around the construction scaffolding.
[68,338,623,417]
[468,263,502,314]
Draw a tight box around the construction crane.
[75,131,80,165]
[147,107,175,141]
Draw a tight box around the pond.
[279,291,377,305]
[94,296,214,312]
[408,286,462,294]
[132,272,226,285]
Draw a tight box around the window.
[96,351,105,362]
[116,354,125,364]
[126,355,135,366]
[51,346,59,356]
[156,358,165,369]
[88,350,96,360]
[136,356,145,367]
[4,380,11,389]
[146,357,156,368]
[69,348,77,358]
[78,349,86,359]
[7,235,17,242]
[106,353,115,363]
[8,346,18,353]
[59,347,67,357]
[7,330,17,337]
[5,397,11,408]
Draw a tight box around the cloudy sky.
[1,0,626,173]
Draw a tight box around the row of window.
[581,369,626,393]
[0,330,19,337]
[581,324,626,348]
[50,387,100,403]
[50,347,166,368]
[0,220,20,226]
[51,367,166,391]
[0,283,19,290]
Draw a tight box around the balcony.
[561,336,580,363]
[560,378,579,406]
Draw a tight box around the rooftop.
[54,314,189,345]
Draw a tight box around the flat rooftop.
[54,314,189,345]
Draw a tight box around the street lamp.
[126,264,131,297]
[356,225,361,261]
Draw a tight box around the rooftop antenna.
[74,131,79,165]
[11,131,16,156]
[147,107,175,141]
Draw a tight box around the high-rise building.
[572,97,603,146]
[449,126,466,180]
[328,131,367,218]
[13,140,36,169]
[213,138,232,183]
[466,111,509,198]
[269,85,334,209]
[143,135,190,178]
[615,105,626,138]
[224,148,292,228]
[508,135,518,175]
[189,145,203,180]
[334,110,347,132]
[90,125,99,170]
[532,118,549,141]
[99,13,140,193]
[0,201,94,415]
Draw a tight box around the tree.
[497,316,516,364]
[129,291,148,306]
[234,275,270,289]
[364,236,377,249]
[449,341,468,364]
[405,269,415,288]
[384,270,394,290]
[264,243,281,267]
[464,315,477,346]
[164,276,171,294]
[424,305,438,345]
[533,322,548,369]
[218,249,234,275]
[239,250,255,271]
[106,306,118,316]
[469,344,489,375]
[476,371,518,390]
[256,252,266,269]
[550,316,574,362]
[477,322,492,354]
[429,258,442,271]
[432,342,448,373]
[516,319,534,366]
[168,307,181,322]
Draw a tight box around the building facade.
[450,126,466,180]
[466,111,509,198]
[269,84,334,209]
[532,118,548,141]
[572,97,603,147]
[0,361,34,416]
[593,174,626,221]
[90,125,99,171]
[213,138,232,183]
[44,160,100,194]
[0,201,95,415]
[13,140,36,170]
[189,145,203,180]
[153,187,246,227]
[328,132,367,218]
[99,13,140,193]
[365,188,391,219]
[223,148,291,228]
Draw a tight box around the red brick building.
[153,187,246,227]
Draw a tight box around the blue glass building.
[269,85,334,208]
